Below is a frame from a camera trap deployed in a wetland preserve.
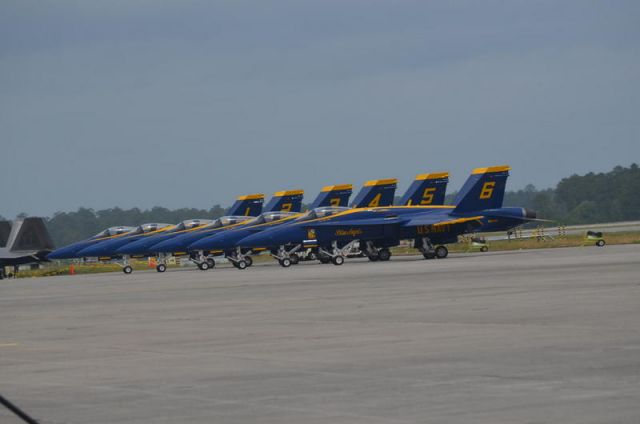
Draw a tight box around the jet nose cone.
[47,244,83,260]
[47,248,67,260]
[76,246,101,257]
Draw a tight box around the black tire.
[368,255,379,262]
[236,260,247,270]
[331,255,345,266]
[307,252,317,261]
[207,258,216,268]
[480,246,488,252]
[199,262,210,271]
[156,264,167,273]
[596,239,605,247]
[279,257,292,268]
[319,255,331,264]
[435,245,449,259]
[244,256,253,267]
[123,265,133,274]
[378,248,391,261]
[423,252,435,260]
[289,255,299,265]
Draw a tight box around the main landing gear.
[363,241,391,262]
[418,238,448,260]
[192,251,216,271]
[228,248,253,270]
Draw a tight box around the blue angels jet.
[176,184,359,270]
[186,173,448,269]
[69,193,266,274]
[238,166,538,266]
[147,189,311,271]
[235,172,450,267]
[47,225,137,260]
[46,193,265,273]
[110,194,266,273]
[187,179,399,269]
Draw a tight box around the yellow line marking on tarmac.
[0,342,19,347]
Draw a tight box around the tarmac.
[1,244,639,423]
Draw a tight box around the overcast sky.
[1,0,638,218]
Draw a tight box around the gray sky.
[2,0,639,218]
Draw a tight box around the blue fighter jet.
[187,179,400,269]
[112,194,265,273]
[75,222,174,273]
[238,166,539,266]
[236,172,450,266]
[188,176,440,269]
[181,184,362,269]
[148,189,311,270]
[47,226,137,260]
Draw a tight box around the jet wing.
[402,215,484,228]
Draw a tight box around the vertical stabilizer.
[453,166,510,213]
[8,217,55,252]
[0,221,11,248]
[263,190,305,213]
[227,194,264,216]
[310,184,353,209]
[400,172,449,206]
[350,179,398,208]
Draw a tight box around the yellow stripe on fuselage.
[241,214,301,230]
[432,216,484,226]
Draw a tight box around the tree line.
[3,164,639,247]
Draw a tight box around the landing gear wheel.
[123,265,133,274]
[156,264,167,273]
[244,256,253,267]
[279,257,292,268]
[289,255,299,265]
[207,258,216,268]
[319,255,331,264]
[331,255,345,266]
[236,260,248,270]
[307,252,317,261]
[435,245,449,259]
[378,248,391,261]
[596,239,605,247]
[480,246,489,252]
[198,262,210,271]
[423,252,436,260]
[367,253,379,262]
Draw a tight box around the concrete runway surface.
[1,245,639,423]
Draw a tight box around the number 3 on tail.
[479,182,495,199]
